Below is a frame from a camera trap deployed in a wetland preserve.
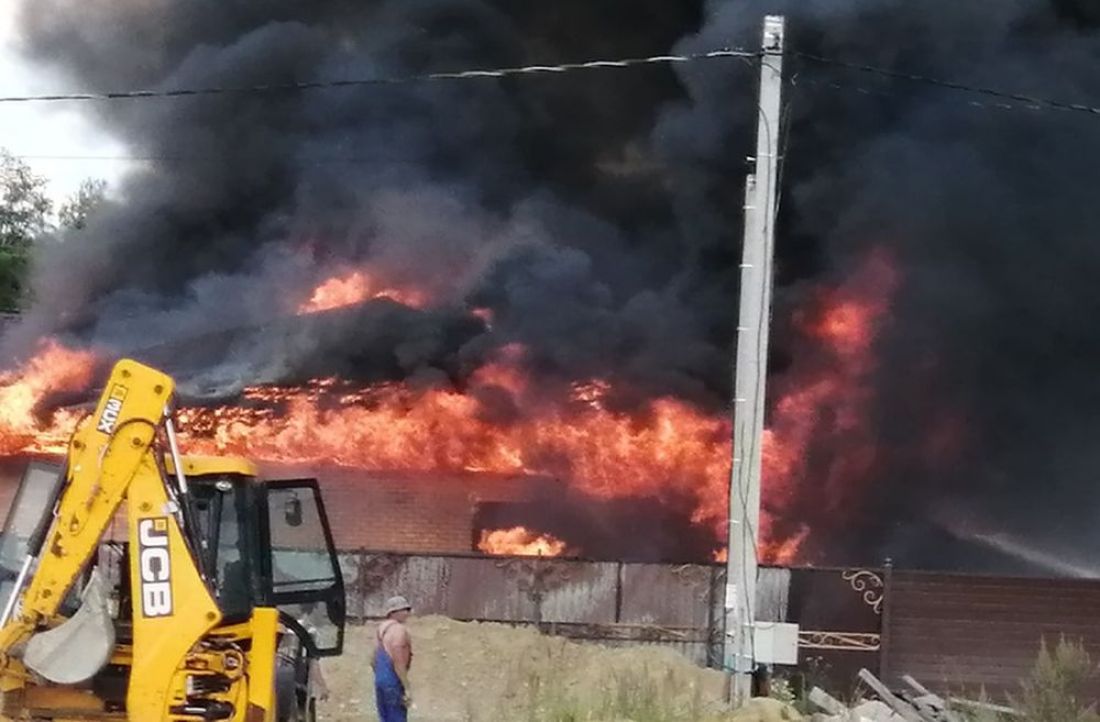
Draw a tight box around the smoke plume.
[9,0,1100,567]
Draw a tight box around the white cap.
[384,595,412,616]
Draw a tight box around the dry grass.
[501,640,711,721]
[319,617,801,721]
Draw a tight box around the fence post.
[531,557,545,632]
[879,558,894,678]
[706,564,723,669]
[614,561,624,624]
[355,547,370,622]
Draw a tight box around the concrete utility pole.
[725,14,784,705]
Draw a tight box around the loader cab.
[0,457,345,659]
[179,456,346,657]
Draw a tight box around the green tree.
[58,177,107,230]
[0,151,51,311]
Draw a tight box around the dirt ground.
[317,616,800,722]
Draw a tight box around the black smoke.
[671,0,1100,569]
[10,0,1100,569]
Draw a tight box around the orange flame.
[0,342,737,552]
[0,249,900,567]
[298,270,429,314]
[0,340,96,455]
[712,522,807,566]
[761,248,898,554]
[177,367,732,532]
[478,526,568,557]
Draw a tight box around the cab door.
[258,479,345,656]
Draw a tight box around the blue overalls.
[374,621,408,722]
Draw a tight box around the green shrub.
[1012,636,1100,722]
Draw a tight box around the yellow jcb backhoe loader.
[0,359,346,721]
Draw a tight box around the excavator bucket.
[24,569,115,684]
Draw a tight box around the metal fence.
[338,551,723,664]
[883,570,1100,700]
[338,552,1100,702]
[335,550,885,672]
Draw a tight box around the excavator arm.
[0,359,279,721]
[0,361,175,642]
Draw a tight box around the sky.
[0,4,128,204]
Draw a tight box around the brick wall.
[265,465,558,554]
[327,476,474,552]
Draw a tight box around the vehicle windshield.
[0,462,66,615]
[188,476,254,620]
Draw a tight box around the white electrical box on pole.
[725,14,784,705]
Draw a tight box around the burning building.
[2,1,1100,570]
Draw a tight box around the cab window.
[189,478,253,620]
[263,480,344,656]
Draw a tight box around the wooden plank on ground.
[808,686,846,715]
[897,677,957,722]
[858,668,925,722]
[901,675,935,698]
[949,697,1022,718]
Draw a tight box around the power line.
[0,49,759,104]
[792,50,1100,117]
[10,153,407,164]
[3,44,1094,122]
[789,72,1051,118]
[6,152,749,174]
[9,155,161,162]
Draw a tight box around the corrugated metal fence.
[339,552,725,665]
[336,551,878,670]
[338,552,1100,702]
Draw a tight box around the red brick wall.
[264,466,558,554]
[325,477,474,552]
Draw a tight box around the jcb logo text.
[137,517,173,618]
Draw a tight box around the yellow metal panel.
[167,454,258,478]
[0,359,295,720]
[0,359,173,656]
[245,608,280,722]
[126,454,222,720]
[22,685,105,711]
[0,659,26,692]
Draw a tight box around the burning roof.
[5,0,1100,568]
[0,249,900,565]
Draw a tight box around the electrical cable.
[0,49,759,104]
[792,50,1100,117]
[0,44,1094,123]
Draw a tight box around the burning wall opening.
[472,497,719,561]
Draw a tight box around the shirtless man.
[372,595,413,722]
